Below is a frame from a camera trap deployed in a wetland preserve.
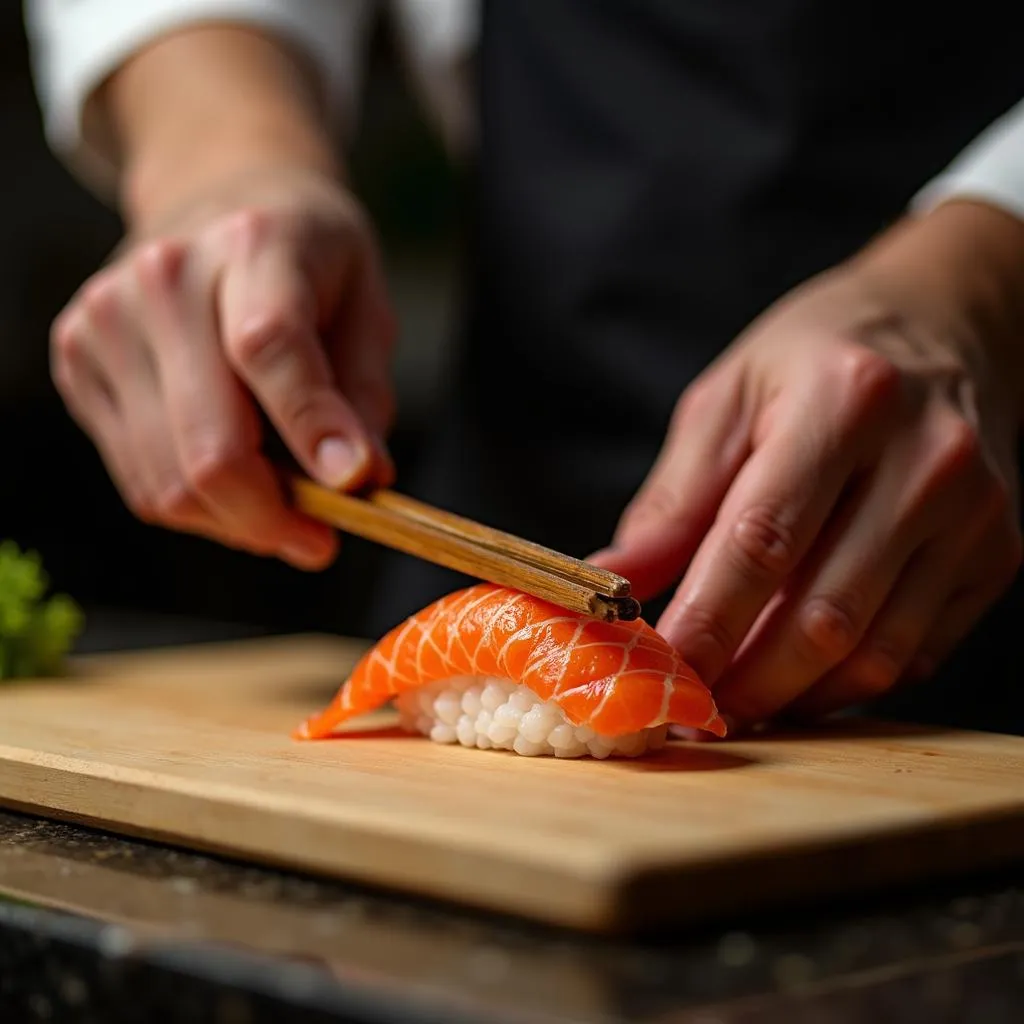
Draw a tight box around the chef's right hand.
[50,167,397,570]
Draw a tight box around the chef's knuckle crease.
[51,312,85,362]
[933,415,982,477]
[857,643,906,692]
[797,593,862,662]
[731,504,799,579]
[837,347,900,417]
[229,309,305,369]
[678,605,738,666]
[285,390,346,440]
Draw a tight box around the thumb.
[219,232,376,490]
[589,375,750,601]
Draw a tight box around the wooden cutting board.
[0,634,1022,934]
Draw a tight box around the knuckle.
[730,505,800,579]
[227,309,306,369]
[134,238,187,293]
[675,604,740,673]
[834,346,900,420]
[79,272,121,329]
[279,389,338,436]
[673,375,717,424]
[796,593,862,663]
[671,369,735,433]
[931,414,983,477]
[854,643,906,695]
[50,309,86,363]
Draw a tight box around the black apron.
[369,1,1024,733]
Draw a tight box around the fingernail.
[586,547,618,564]
[316,437,366,489]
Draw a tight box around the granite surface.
[0,608,1022,1022]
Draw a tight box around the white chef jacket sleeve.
[389,0,478,155]
[913,96,1024,222]
[24,0,374,194]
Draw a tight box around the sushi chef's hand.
[49,26,396,571]
[595,199,1024,729]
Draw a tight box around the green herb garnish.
[0,540,84,680]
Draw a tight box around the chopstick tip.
[591,594,642,622]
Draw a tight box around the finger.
[50,304,140,506]
[712,413,1004,725]
[134,239,337,568]
[708,471,918,724]
[785,540,967,721]
[218,214,378,491]
[587,370,752,601]
[50,302,120,434]
[655,350,897,684]
[327,247,398,487]
[74,270,230,540]
[53,277,182,522]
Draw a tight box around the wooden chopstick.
[288,475,640,622]
[367,489,632,597]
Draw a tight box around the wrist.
[101,25,342,233]
[855,199,1024,420]
[122,121,341,237]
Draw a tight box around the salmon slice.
[295,584,725,749]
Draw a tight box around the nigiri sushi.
[295,583,725,758]
[299,581,729,757]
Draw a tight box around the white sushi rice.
[394,676,669,759]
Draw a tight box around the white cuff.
[390,0,478,154]
[24,0,372,195]
[392,0,477,65]
[912,96,1024,222]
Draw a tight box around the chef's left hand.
[593,200,1024,730]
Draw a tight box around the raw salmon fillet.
[296,584,725,744]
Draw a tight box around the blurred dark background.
[0,5,464,640]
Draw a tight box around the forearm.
[101,25,342,233]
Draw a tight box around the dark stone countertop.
[1,608,1022,1023]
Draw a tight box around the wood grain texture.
[0,635,1023,934]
